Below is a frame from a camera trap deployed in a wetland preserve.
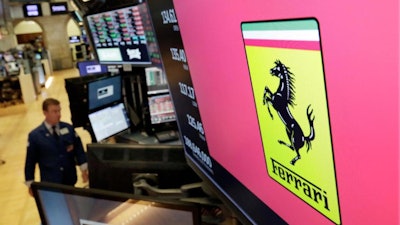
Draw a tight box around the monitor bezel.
[83,3,153,65]
[69,36,81,44]
[22,3,43,18]
[31,181,201,225]
[88,102,131,142]
[77,60,108,77]
[49,2,69,15]
[147,93,177,125]
[87,75,122,111]
[86,143,202,194]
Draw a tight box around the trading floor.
[0,69,91,225]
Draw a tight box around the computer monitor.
[145,67,169,94]
[22,3,42,17]
[77,60,108,76]
[75,45,82,52]
[65,74,109,128]
[84,3,152,65]
[87,143,201,194]
[148,94,176,125]
[143,66,177,134]
[49,2,68,15]
[143,93,178,135]
[88,102,131,142]
[87,75,122,111]
[69,36,81,44]
[31,182,201,225]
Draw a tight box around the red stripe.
[244,39,320,51]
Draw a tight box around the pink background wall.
[173,0,399,224]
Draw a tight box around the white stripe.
[243,30,320,41]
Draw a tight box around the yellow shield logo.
[242,18,341,224]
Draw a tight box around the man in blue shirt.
[25,98,88,195]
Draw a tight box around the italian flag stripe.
[242,20,320,50]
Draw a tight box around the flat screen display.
[69,36,81,44]
[87,143,201,194]
[77,60,108,77]
[84,3,153,65]
[88,102,130,142]
[23,3,42,17]
[31,182,201,225]
[148,94,176,124]
[49,2,68,15]
[145,67,170,94]
[88,75,121,111]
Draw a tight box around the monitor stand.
[133,174,240,225]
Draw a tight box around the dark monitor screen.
[148,94,176,125]
[31,182,201,225]
[88,75,121,111]
[49,2,68,15]
[23,3,42,17]
[87,143,201,194]
[76,53,83,59]
[75,45,82,52]
[77,60,108,77]
[84,3,152,65]
[88,102,130,142]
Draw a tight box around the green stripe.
[242,19,318,31]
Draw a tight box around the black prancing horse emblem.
[262,60,315,165]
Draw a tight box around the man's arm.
[72,130,87,165]
[24,133,37,196]
[72,128,89,183]
[25,133,37,181]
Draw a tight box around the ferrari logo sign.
[242,18,341,224]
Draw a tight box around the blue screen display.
[88,76,122,111]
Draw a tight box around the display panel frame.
[49,2,69,15]
[87,75,122,111]
[87,143,201,194]
[22,3,42,17]
[83,3,153,65]
[31,181,201,225]
[147,94,176,125]
[88,102,131,142]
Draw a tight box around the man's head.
[42,98,61,125]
